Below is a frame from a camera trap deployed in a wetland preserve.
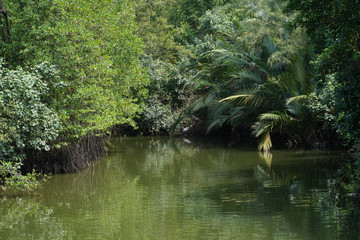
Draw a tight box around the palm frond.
[220,94,255,105]
[286,95,308,105]
[258,131,272,152]
[264,37,278,56]
[267,52,288,69]
[261,111,293,127]
[203,92,218,107]
[206,116,228,134]
[232,68,265,83]
[252,111,293,151]
[206,101,233,133]
[228,107,245,124]
[259,112,283,121]
[252,119,273,138]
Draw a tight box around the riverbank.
[23,135,109,174]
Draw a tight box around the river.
[0,137,359,239]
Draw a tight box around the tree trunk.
[0,0,11,41]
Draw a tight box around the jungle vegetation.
[0,0,359,192]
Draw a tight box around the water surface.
[1,137,359,239]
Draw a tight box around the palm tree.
[179,0,317,150]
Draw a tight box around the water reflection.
[0,137,359,239]
[0,196,67,239]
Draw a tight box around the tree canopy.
[0,0,148,189]
[287,0,360,145]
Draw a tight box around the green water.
[1,137,359,240]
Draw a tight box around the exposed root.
[23,135,109,174]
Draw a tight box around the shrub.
[0,60,60,159]
[0,60,58,192]
[0,160,48,194]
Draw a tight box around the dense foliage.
[0,0,147,191]
[287,0,360,146]
[1,0,359,191]
[0,61,60,161]
[286,0,360,184]
[132,0,195,134]
[132,0,346,151]
[170,0,331,150]
[1,0,147,139]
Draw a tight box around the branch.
[0,0,11,41]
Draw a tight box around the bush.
[0,60,61,159]
[0,60,58,192]
[0,160,48,194]
[137,56,192,135]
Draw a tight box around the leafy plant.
[178,0,321,150]
[0,60,61,159]
[286,0,360,146]
[1,0,148,143]
[0,160,49,194]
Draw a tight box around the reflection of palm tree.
[258,151,272,169]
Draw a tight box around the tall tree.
[0,0,148,142]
